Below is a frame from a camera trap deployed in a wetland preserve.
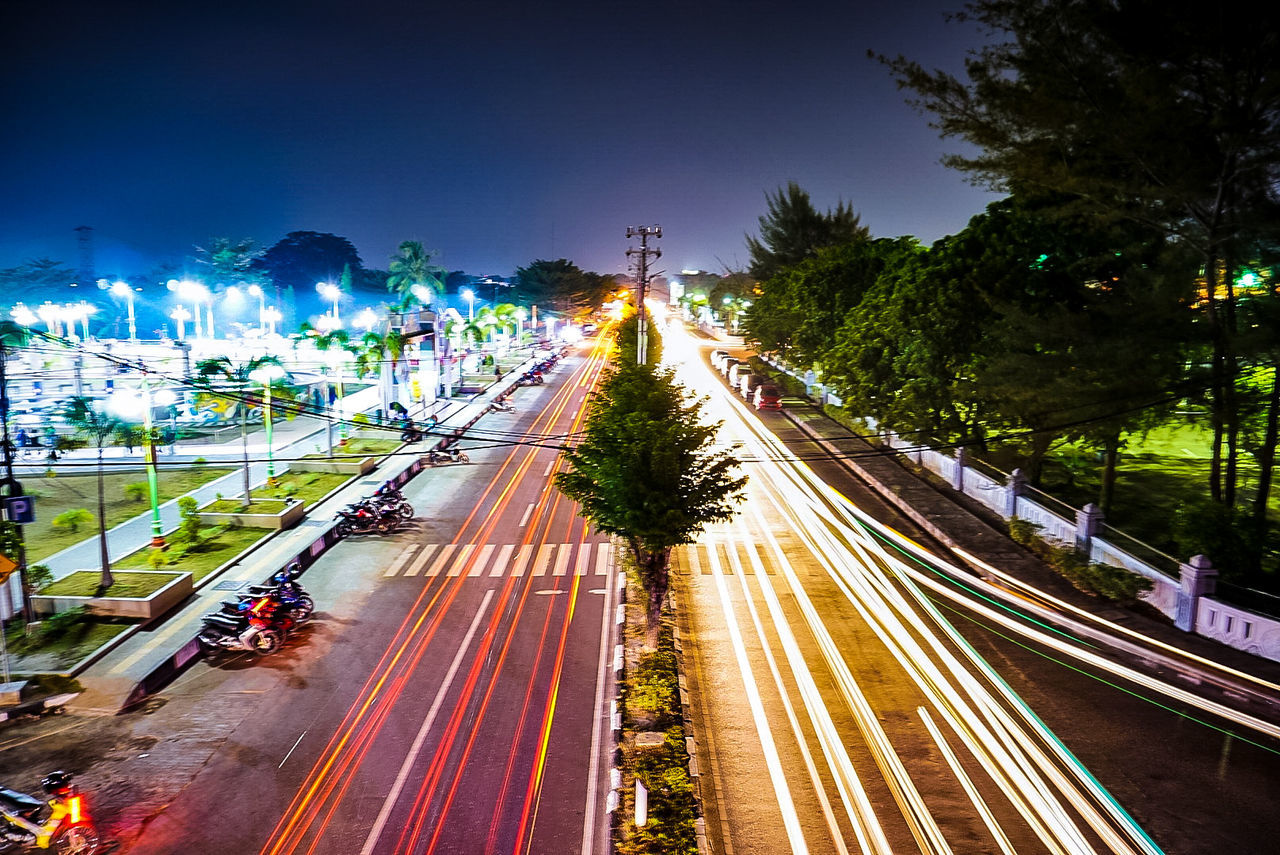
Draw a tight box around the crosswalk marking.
[405,544,439,577]
[385,545,417,577]
[471,544,496,577]
[552,545,572,576]
[447,544,476,577]
[575,545,592,576]
[426,544,457,577]
[595,542,613,576]
[519,503,535,527]
[532,544,555,576]
[512,544,533,576]
[490,543,514,577]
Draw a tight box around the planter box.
[33,571,193,620]
[198,499,307,530]
[289,456,379,476]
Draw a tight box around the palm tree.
[60,396,130,591]
[386,241,446,312]
[355,331,409,418]
[300,324,356,451]
[194,355,287,507]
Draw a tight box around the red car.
[753,384,782,410]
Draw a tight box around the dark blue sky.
[1,0,999,279]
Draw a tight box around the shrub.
[147,549,169,570]
[352,413,372,426]
[192,456,208,473]
[51,508,94,533]
[177,496,201,543]
[26,563,54,593]
[1008,518,1043,548]
[40,606,87,639]
[124,482,148,502]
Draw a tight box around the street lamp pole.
[462,288,475,322]
[625,225,662,365]
[139,376,165,547]
[112,282,137,341]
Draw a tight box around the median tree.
[60,396,130,591]
[554,363,746,645]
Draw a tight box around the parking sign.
[4,495,35,524]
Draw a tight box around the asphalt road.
[3,340,622,855]
[668,326,1280,855]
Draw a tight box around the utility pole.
[625,225,662,365]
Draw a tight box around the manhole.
[212,581,244,591]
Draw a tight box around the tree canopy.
[259,231,363,296]
[746,182,870,280]
[512,259,616,316]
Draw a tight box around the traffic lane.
[948,603,1280,855]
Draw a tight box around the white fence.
[761,355,1280,663]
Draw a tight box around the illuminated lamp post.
[9,303,38,328]
[169,306,191,340]
[317,282,341,323]
[515,307,527,346]
[249,362,287,486]
[461,288,475,322]
[109,383,177,547]
[262,306,282,337]
[111,281,138,341]
[247,284,267,332]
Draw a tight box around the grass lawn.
[5,617,133,671]
[113,524,272,583]
[202,498,289,513]
[256,470,348,504]
[20,465,233,562]
[41,570,182,598]
[304,438,400,457]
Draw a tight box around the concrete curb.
[0,692,81,723]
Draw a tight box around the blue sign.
[4,496,35,524]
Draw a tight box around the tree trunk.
[240,406,251,507]
[636,544,671,650]
[1097,431,1121,517]
[1024,429,1055,487]
[1205,256,1225,503]
[96,447,113,591]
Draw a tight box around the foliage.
[124,481,148,502]
[555,362,745,637]
[259,231,362,295]
[745,182,870,280]
[1009,518,1152,603]
[880,0,1280,543]
[38,606,88,639]
[614,312,663,367]
[177,496,201,544]
[147,549,168,570]
[193,237,265,284]
[25,563,53,593]
[51,508,94,533]
[386,240,446,310]
[512,258,616,315]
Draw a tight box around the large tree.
[746,182,870,280]
[194,355,288,507]
[555,360,745,643]
[880,0,1280,509]
[512,259,615,316]
[259,231,363,307]
[194,237,266,284]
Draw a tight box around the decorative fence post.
[1005,468,1027,519]
[1075,502,1103,554]
[953,446,967,493]
[1175,554,1218,632]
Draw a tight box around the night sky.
[1,0,999,279]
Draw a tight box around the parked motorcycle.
[425,447,470,465]
[198,594,290,656]
[517,371,543,386]
[333,503,399,536]
[366,490,415,520]
[241,568,315,624]
[0,772,99,855]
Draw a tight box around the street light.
[109,382,173,547]
[410,284,434,308]
[261,306,282,336]
[515,307,527,345]
[317,282,341,322]
[353,308,378,333]
[249,362,287,486]
[9,303,37,327]
[111,281,137,341]
[169,306,191,340]
[461,288,475,321]
[246,284,266,331]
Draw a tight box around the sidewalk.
[61,364,530,713]
[780,401,1280,692]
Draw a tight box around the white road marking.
[553,545,572,576]
[520,502,535,527]
[425,544,456,577]
[359,589,495,855]
[470,544,496,577]
[384,545,417,576]
[490,544,515,577]
[511,544,533,576]
[447,544,476,577]
[575,545,592,576]
[595,543,613,576]
[582,536,618,855]
[532,544,555,576]
[404,544,439,577]
[278,730,307,769]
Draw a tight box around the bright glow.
[36,303,59,323]
[225,285,244,304]
[316,314,344,332]
[110,281,132,298]
[410,284,433,304]
[515,308,528,321]
[353,308,379,331]
[249,363,287,384]
[108,389,147,418]
[247,283,263,298]
[169,306,191,321]
[153,389,177,406]
[177,279,209,302]
[317,282,341,301]
[9,303,37,326]
[461,288,474,301]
